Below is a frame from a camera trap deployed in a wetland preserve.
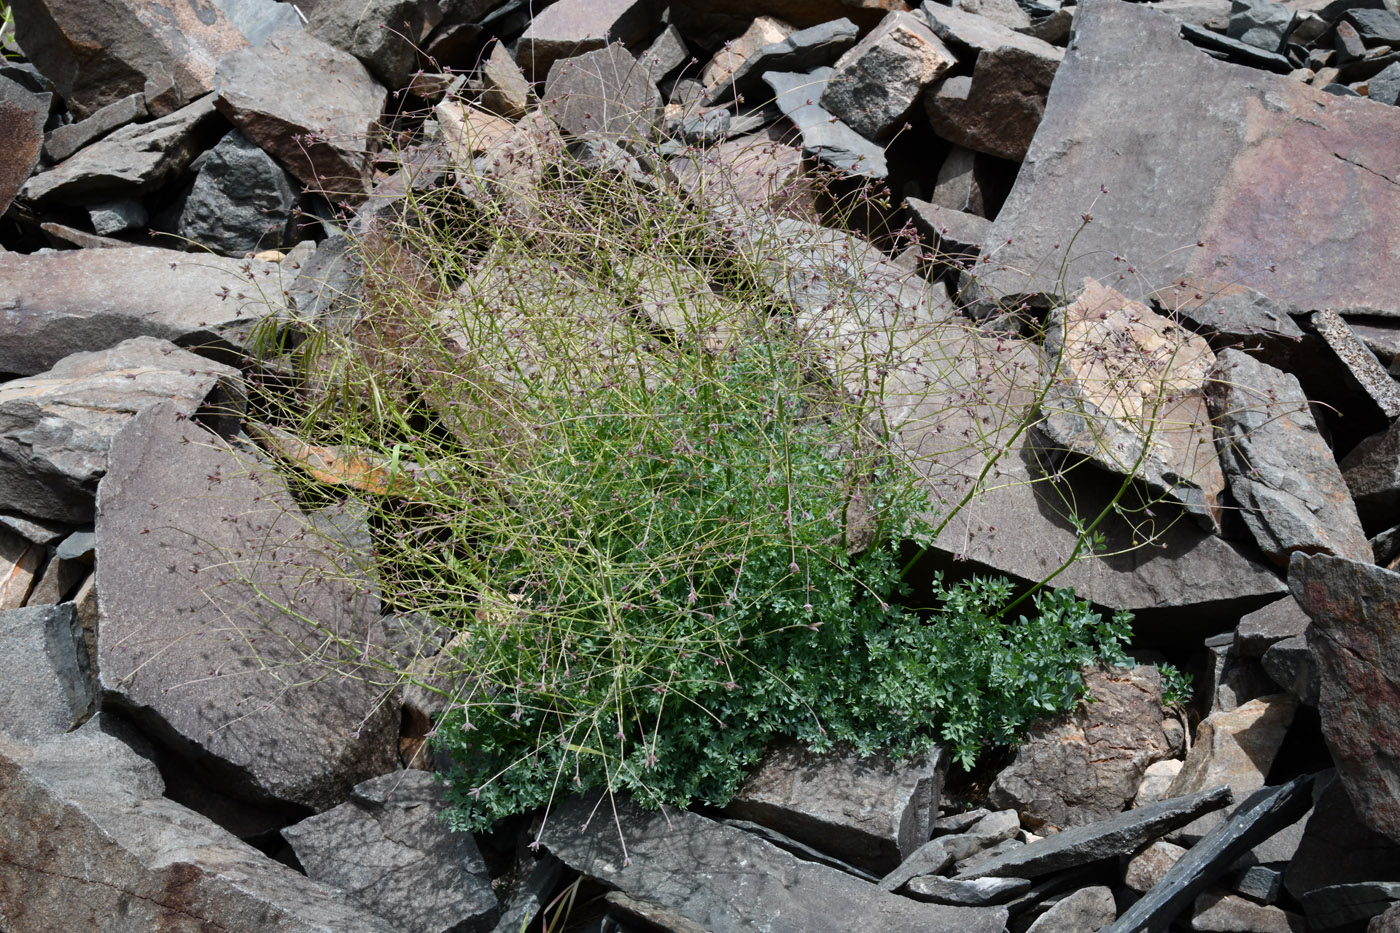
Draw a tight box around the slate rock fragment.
[0,74,47,216]
[819,10,954,140]
[177,128,298,256]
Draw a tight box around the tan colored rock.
[1192,890,1306,932]
[1124,839,1187,893]
[481,40,531,118]
[1135,759,1184,807]
[436,101,516,163]
[702,16,797,89]
[0,527,40,610]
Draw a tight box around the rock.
[1205,349,1371,568]
[1181,21,1294,70]
[819,11,954,141]
[0,338,244,523]
[923,37,1062,162]
[0,715,397,932]
[1024,885,1117,932]
[1287,774,1400,903]
[956,785,1232,879]
[1369,61,1400,104]
[0,604,92,741]
[437,100,515,162]
[540,792,1009,933]
[1310,307,1400,421]
[88,197,147,235]
[764,68,889,177]
[1235,596,1309,658]
[514,0,652,80]
[542,44,662,143]
[879,836,955,891]
[1137,760,1185,807]
[966,0,1400,318]
[492,855,564,933]
[931,144,991,215]
[955,0,1032,30]
[20,93,222,203]
[42,92,147,164]
[215,25,386,200]
[905,874,1032,905]
[640,24,689,84]
[213,0,303,45]
[905,196,993,261]
[672,127,810,216]
[723,818,881,879]
[308,0,434,89]
[1227,0,1298,52]
[1303,883,1400,931]
[1346,8,1400,47]
[1291,554,1400,842]
[1192,890,1305,932]
[1260,634,1319,706]
[177,128,298,256]
[1165,695,1297,842]
[716,17,862,104]
[0,245,280,376]
[1152,279,1306,356]
[1344,421,1400,534]
[1202,633,1276,713]
[481,40,531,118]
[1374,905,1400,932]
[1126,840,1189,893]
[1103,776,1316,933]
[1232,864,1286,902]
[95,402,399,811]
[987,665,1176,832]
[939,809,1022,863]
[0,74,46,217]
[8,0,252,119]
[0,526,40,610]
[724,740,944,874]
[282,770,499,933]
[702,15,796,90]
[1038,278,1226,531]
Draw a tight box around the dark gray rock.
[1261,634,1319,706]
[491,855,563,933]
[20,93,222,202]
[540,792,1009,932]
[879,836,955,892]
[0,74,47,216]
[956,786,1232,879]
[1227,0,1297,52]
[1369,61,1400,105]
[987,665,1175,832]
[1191,891,1304,932]
[1343,421,1400,533]
[1310,307,1400,421]
[0,245,281,375]
[956,0,1032,30]
[88,197,147,235]
[819,11,954,141]
[1103,776,1316,933]
[96,402,399,811]
[1291,554,1400,842]
[1286,773,1400,900]
[0,715,397,932]
[930,144,991,215]
[1151,278,1305,352]
[906,197,992,260]
[1231,864,1285,903]
[939,809,1022,864]
[922,1,1059,56]
[0,604,92,742]
[308,0,433,89]
[0,513,71,546]
[966,0,1400,318]
[1235,596,1310,658]
[216,25,385,200]
[514,0,652,80]
[716,18,861,104]
[1346,8,1400,47]
[924,39,1063,162]
[282,770,498,933]
[764,69,888,178]
[543,44,661,143]
[178,129,298,256]
[640,25,689,84]
[0,338,244,523]
[42,91,147,163]
[1025,885,1117,932]
[905,874,1031,905]
[1203,635,1276,712]
[722,819,880,880]
[724,740,945,875]
[1205,349,1371,568]
[1181,21,1294,70]
[1303,882,1400,931]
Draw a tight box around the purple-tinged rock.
[42,92,147,164]
[542,44,662,143]
[0,75,46,216]
[514,0,652,80]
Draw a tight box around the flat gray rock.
[543,44,661,143]
[308,0,432,89]
[905,874,1031,905]
[283,770,499,933]
[541,792,1008,933]
[0,244,281,376]
[43,91,147,163]
[514,0,652,80]
[765,69,888,178]
[965,0,1400,317]
[717,18,861,104]
[0,715,396,932]
[1025,884,1117,932]
[956,785,1232,879]
[0,604,92,742]
[1344,418,1400,533]
[96,402,399,811]
[0,337,244,523]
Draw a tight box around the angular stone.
[20,93,222,202]
[931,144,989,214]
[1369,60,1400,105]
[0,245,280,376]
[43,92,147,164]
[216,25,385,199]
[1205,349,1371,568]
[0,74,46,217]
[89,197,147,235]
[1346,9,1400,47]
[0,716,397,932]
[924,39,1062,162]
[0,338,243,524]
[1193,891,1305,932]
[765,68,888,177]
[481,39,531,118]
[724,740,944,875]
[988,665,1176,832]
[1181,20,1294,70]
[1203,635,1276,714]
[1126,840,1188,893]
[1236,596,1310,658]
[1137,760,1185,807]
[437,100,515,162]
[543,44,661,143]
[178,129,298,256]
[819,11,954,140]
[966,0,1400,317]
[1261,634,1319,706]
[1104,776,1316,933]
[1344,422,1400,534]
[96,403,399,810]
[493,855,564,933]
[1228,0,1298,52]
[956,786,1232,879]
[906,196,992,260]
[0,604,91,741]
[955,0,1032,30]
[723,818,881,880]
[1303,882,1400,931]
[1152,278,1305,352]
[718,18,862,104]
[1038,278,1225,531]
[702,15,796,89]
[671,128,810,217]
[905,874,1031,905]
[308,0,434,89]
[1025,885,1117,933]
[922,2,1059,57]
[1311,308,1400,421]
[1291,554,1400,842]
[0,527,40,610]
[282,770,498,932]
[1232,864,1285,902]
[541,792,1009,933]
[1286,773,1400,900]
[515,0,652,80]
[940,809,1022,863]
[9,0,250,119]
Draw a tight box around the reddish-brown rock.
[0,76,46,216]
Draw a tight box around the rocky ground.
[4,0,1400,930]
